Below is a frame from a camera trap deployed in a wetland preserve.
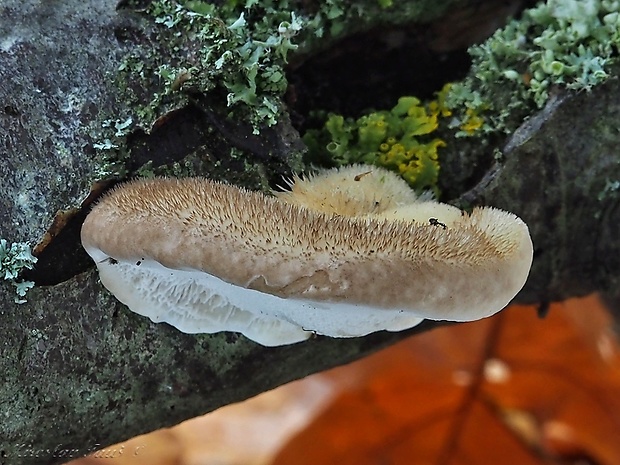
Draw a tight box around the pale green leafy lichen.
[92,117,135,178]
[0,239,37,304]
[446,0,620,133]
[121,1,306,134]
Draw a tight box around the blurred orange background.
[69,294,620,465]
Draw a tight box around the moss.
[445,0,620,134]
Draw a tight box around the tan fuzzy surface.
[274,164,420,216]
[81,172,532,321]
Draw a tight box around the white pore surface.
[92,253,423,346]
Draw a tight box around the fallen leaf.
[271,295,620,465]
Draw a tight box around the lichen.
[445,0,620,134]
[598,178,620,201]
[303,89,455,194]
[113,1,305,135]
[89,0,461,180]
[120,0,454,131]
[0,239,37,303]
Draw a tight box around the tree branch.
[1,1,619,464]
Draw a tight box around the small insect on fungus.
[429,217,447,229]
[354,170,373,181]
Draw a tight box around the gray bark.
[1,1,619,465]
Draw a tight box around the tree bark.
[1,1,619,464]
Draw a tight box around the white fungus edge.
[90,250,424,346]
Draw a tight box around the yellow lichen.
[303,92,451,194]
[460,108,485,135]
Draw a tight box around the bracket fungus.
[81,165,533,346]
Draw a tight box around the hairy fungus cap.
[81,166,533,346]
[274,164,421,216]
